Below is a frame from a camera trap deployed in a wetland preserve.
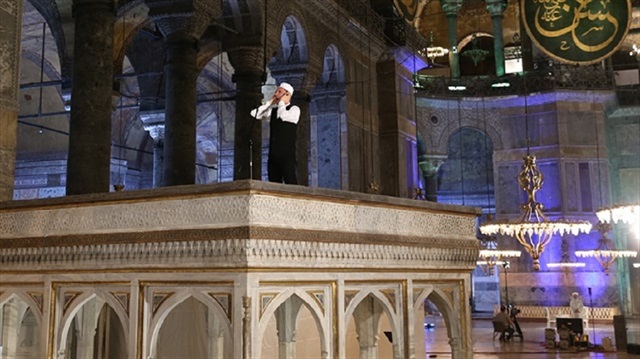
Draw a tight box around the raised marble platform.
[0,180,480,359]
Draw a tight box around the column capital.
[419,154,447,176]
[140,111,166,141]
[441,0,463,16]
[227,46,265,77]
[146,0,219,39]
[485,0,507,17]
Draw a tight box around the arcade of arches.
[1,0,639,358]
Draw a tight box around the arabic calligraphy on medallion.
[522,0,631,65]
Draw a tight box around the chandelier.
[596,204,640,240]
[479,155,592,270]
[477,248,522,275]
[575,222,638,275]
[547,236,585,269]
[418,31,449,63]
[462,35,490,66]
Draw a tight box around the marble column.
[66,0,115,195]
[294,89,310,186]
[147,0,217,186]
[486,0,507,77]
[0,0,24,201]
[163,32,198,186]
[275,297,303,359]
[441,0,463,79]
[141,112,166,187]
[227,48,264,180]
[0,299,27,358]
[353,297,383,359]
[420,155,446,202]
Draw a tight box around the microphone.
[588,288,592,295]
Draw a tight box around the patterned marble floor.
[422,317,638,358]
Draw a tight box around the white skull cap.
[279,82,294,95]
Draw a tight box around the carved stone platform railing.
[0,180,480,271]
[414,66,615,98]
[0,180,481,359]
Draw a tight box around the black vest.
[269,105,297,159]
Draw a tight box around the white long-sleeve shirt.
[250,100,300,124]
[570,297,584,318]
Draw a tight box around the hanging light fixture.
[575,222,637,275]
[596,204,640,240]
[547,236,585,269]
[477,247,522,275]
[418,31,449,63]
[590,91,639,244]
[479,76,592,270]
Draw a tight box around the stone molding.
[0,238,478,271]
[0,193,476,240]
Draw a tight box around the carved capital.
[227,47,265,76]
[441,0,463,16]
[140,111,166,141]
[419,154,447,176]
[485,0,507,17]
[147,0,218,39]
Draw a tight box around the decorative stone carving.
[147,0,219,39]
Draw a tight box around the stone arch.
[256,288,328,358]
[345,289,401,351]
[321,45,346,85]
[345,290,401,358]
[434,104,502,155]
[0,292,43,358]
[56,289,129,357]
[0,291,43,327]
[26,0,69,77]
[113,0,152,73]
[147,289,232,359]
[269,6,310,62]
[412,287,459,352]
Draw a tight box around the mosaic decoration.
[522,0,631,65]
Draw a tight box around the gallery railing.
[414,64,616,98]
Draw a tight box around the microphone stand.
[588,288,596,346]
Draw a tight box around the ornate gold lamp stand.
[480,155,592,270]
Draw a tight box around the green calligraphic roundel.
[394,0,419,22]
[522,0,631,65]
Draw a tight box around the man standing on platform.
[570,292,584,318]
[250,83,300,184]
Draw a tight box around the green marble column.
[486,0,507,77]
[442,0,463,79]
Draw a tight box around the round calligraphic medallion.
[522,0,631,65]
[394,0,419,22]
